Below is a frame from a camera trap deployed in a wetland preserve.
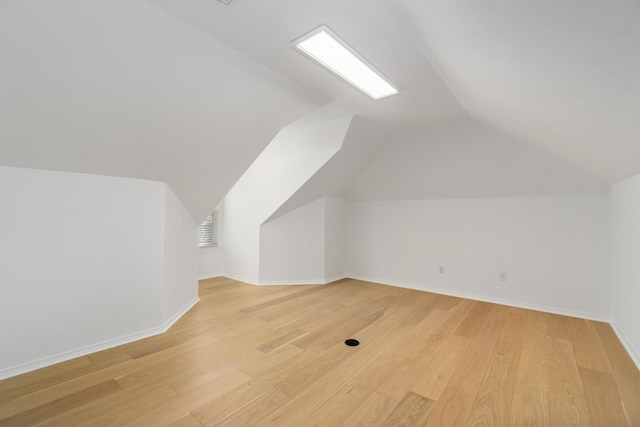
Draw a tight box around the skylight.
[292,26,398,100]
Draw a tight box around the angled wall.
[259,196,347,284]
[220,104,353,284]
[611,174,640,367]
[163,186,199,322]
[0,166,198,379]
[259,198,326,284]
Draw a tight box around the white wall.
[324,197,347,282]
[221,104,353,284]
[163,186,199,322]
[347,196,611,319]
[199,248,223,280]
[260,198,325,284]
[0,166,198,379]
[257,196,347,284]
[611,174,640,366]
[349,120,607,201]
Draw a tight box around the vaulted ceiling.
[1,0,638,220]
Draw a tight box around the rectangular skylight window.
[292,25,398,100]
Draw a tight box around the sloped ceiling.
[1,0,638,218]
[148,0,638,191]
[349,120,610,201]
[395,0,639,182]
[0,0,322,221]
[269,116,392,220]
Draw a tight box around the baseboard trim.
[610,322,640,371]
[199,274,223,281]
[0,296,200,381]
[163,296,200,330]
[348,274,612,323]
[222,273,260,286]
[223,274,348,286]
[257,279,328,285]
[325,274,348,284]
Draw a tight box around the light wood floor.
[1,278,639,426]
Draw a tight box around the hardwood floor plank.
[1,278,638,427]
[591,321,640,426]
[380,391,436,427]
[165,413,203,427]
[378,308,450,363]
[0,356,94,402]
[1,380,121,426]
[508,384,550,427]
[517,311,552,391]
[454,301,494,339]
[255,328,307,354]
[303,357,398,426]
[579,367,630,427]
[342,391,398,427]
[74,385,180,427]
[118,370,250,427]
[547,338,591,426]
[189,346,323,426]
[567,317,612,373]
[273,343,357,398]
[410,334,471,400]
[425,375,480,427]
[467,339,521,426]
[544,313,571,340]
[455,316,505,382]
[211,388,289,427]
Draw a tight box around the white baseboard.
[163,297,200,330]
[223,274,347,286]
[348,274,612,323]
[222,272,260,286]
[224,275,347,286]
[610,322,640,371]
[257,279,327,285]
[0,296,199,381]
[325,274,348,284]
[199,274,223,281]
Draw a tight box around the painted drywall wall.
[0,166,199,379]
[259,198,325,284]
[349,120,608,201]
[611,174,640,366]
[199,248,223,280]
[347,196,611,319]
[0,166,163,377]
[163,186,199,322]
[324,197,347,282]
[221,104,353,284]
[258,196,347,284]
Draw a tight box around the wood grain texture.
[579,367,630,427]
[381,391,436,427]
[425,375,480,427]
[1,277,638,426]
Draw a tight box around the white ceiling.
[0,0,321,221]
[1,0,638,218]
[148,0,639,183]
[396,0,640,183]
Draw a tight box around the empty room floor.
[1,277,639,426]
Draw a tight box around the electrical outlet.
[500,272,508,281]
[439,265,445,274]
